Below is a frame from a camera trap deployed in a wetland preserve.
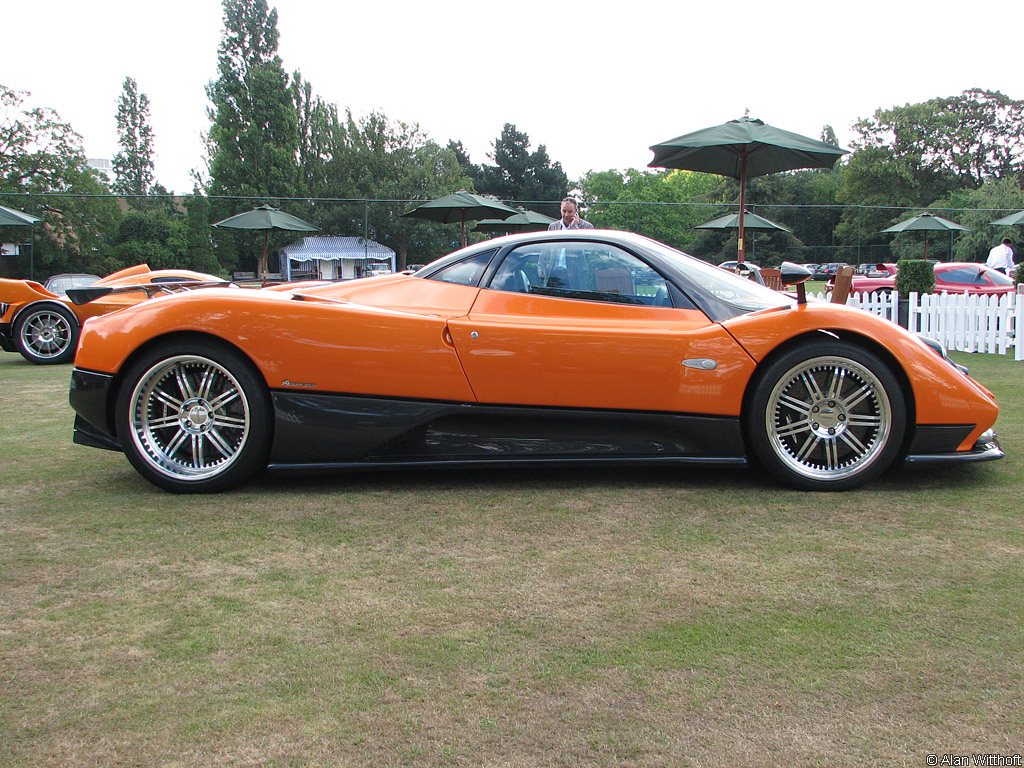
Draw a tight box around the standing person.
[986,238,1015,274]
[548,197,594,230]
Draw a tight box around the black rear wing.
[66,280,232,305]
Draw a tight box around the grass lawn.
[1,351,1022,767]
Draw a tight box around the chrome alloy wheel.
[19,308,73,360]
[127,354,251,481]
[765,355,892,482]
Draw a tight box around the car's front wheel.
[747,340,906,491]
[14,303,79,364]
[115,340,272,493]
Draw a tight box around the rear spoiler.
[66,280,232,305]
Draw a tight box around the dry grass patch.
[1,353,1022,767]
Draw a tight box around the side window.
[488,243,672,307]
[940,267,982,285]
[426,249,496,286]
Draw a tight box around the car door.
[446,241,756,416]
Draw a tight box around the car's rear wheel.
[115,340,272,493]
[747,340,906,491]
[14,304,78,364]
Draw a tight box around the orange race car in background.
[1,264,223,364]
[68,231,1002,493]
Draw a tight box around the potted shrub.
[894,260,935,328]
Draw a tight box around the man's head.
[1003,238,1012,246]
[559,197,579,225]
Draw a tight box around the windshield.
[638,237,793,312]
[43,274,100,296]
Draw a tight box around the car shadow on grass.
[246,459,995,497]
[254,462,757,495]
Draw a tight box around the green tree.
[833,146,919,262]
[474,124,569,213]
[938,178,1024,262]
[835,89,1024,262]
[578,168,726,252]
[750,167,842,264]
[23,172,123,278]
[0,84,123,277]
[181,190,221,274]
[292,71,339,199]
[103,208,189,272]
[1,84,85,194]
[204,0,300,272]
[325,110,474,267]
[447,139,482,189]
[844,92,989,204]
[111,77,155,196]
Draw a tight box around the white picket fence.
[808,290,1024,360]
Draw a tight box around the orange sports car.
[1,264,223,364]
[68,231,1002,493]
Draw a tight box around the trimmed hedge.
[895,259,936,295]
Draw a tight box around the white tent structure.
[279,236,396,281]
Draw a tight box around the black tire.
[746,340,906,491]
[114,339,272,493]
[14,303,79,364]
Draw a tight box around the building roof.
[281,236,394,263]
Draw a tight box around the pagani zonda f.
[69,231,1002,493]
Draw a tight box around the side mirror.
[779,261,813,305]
[779,261,812,287]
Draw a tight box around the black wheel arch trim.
[71,332,263,446]
[740,328,918,456]
[12,299,80,328]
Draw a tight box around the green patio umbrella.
[696,210,791,261]
[990,210,1024,226]
[695,210,791,232]
[0,204,43,279]
[212,204,319,278]
[880,212,968,260]
[649,116,847,262]
[0,204,42,226]
[474,208,556,234]
[402,191,519,248]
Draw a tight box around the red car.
[849,263,1015,296]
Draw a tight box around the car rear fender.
[12,298,79,328]
[90,330,259,438]
[0,278,58,305]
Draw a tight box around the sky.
[6,0,1023,195]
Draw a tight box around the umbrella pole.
[460,212,467,249]
[262,231,269,281]
[737,155,748,264]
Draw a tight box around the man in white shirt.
[548,197,594,230]
[986,238,1015,274]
